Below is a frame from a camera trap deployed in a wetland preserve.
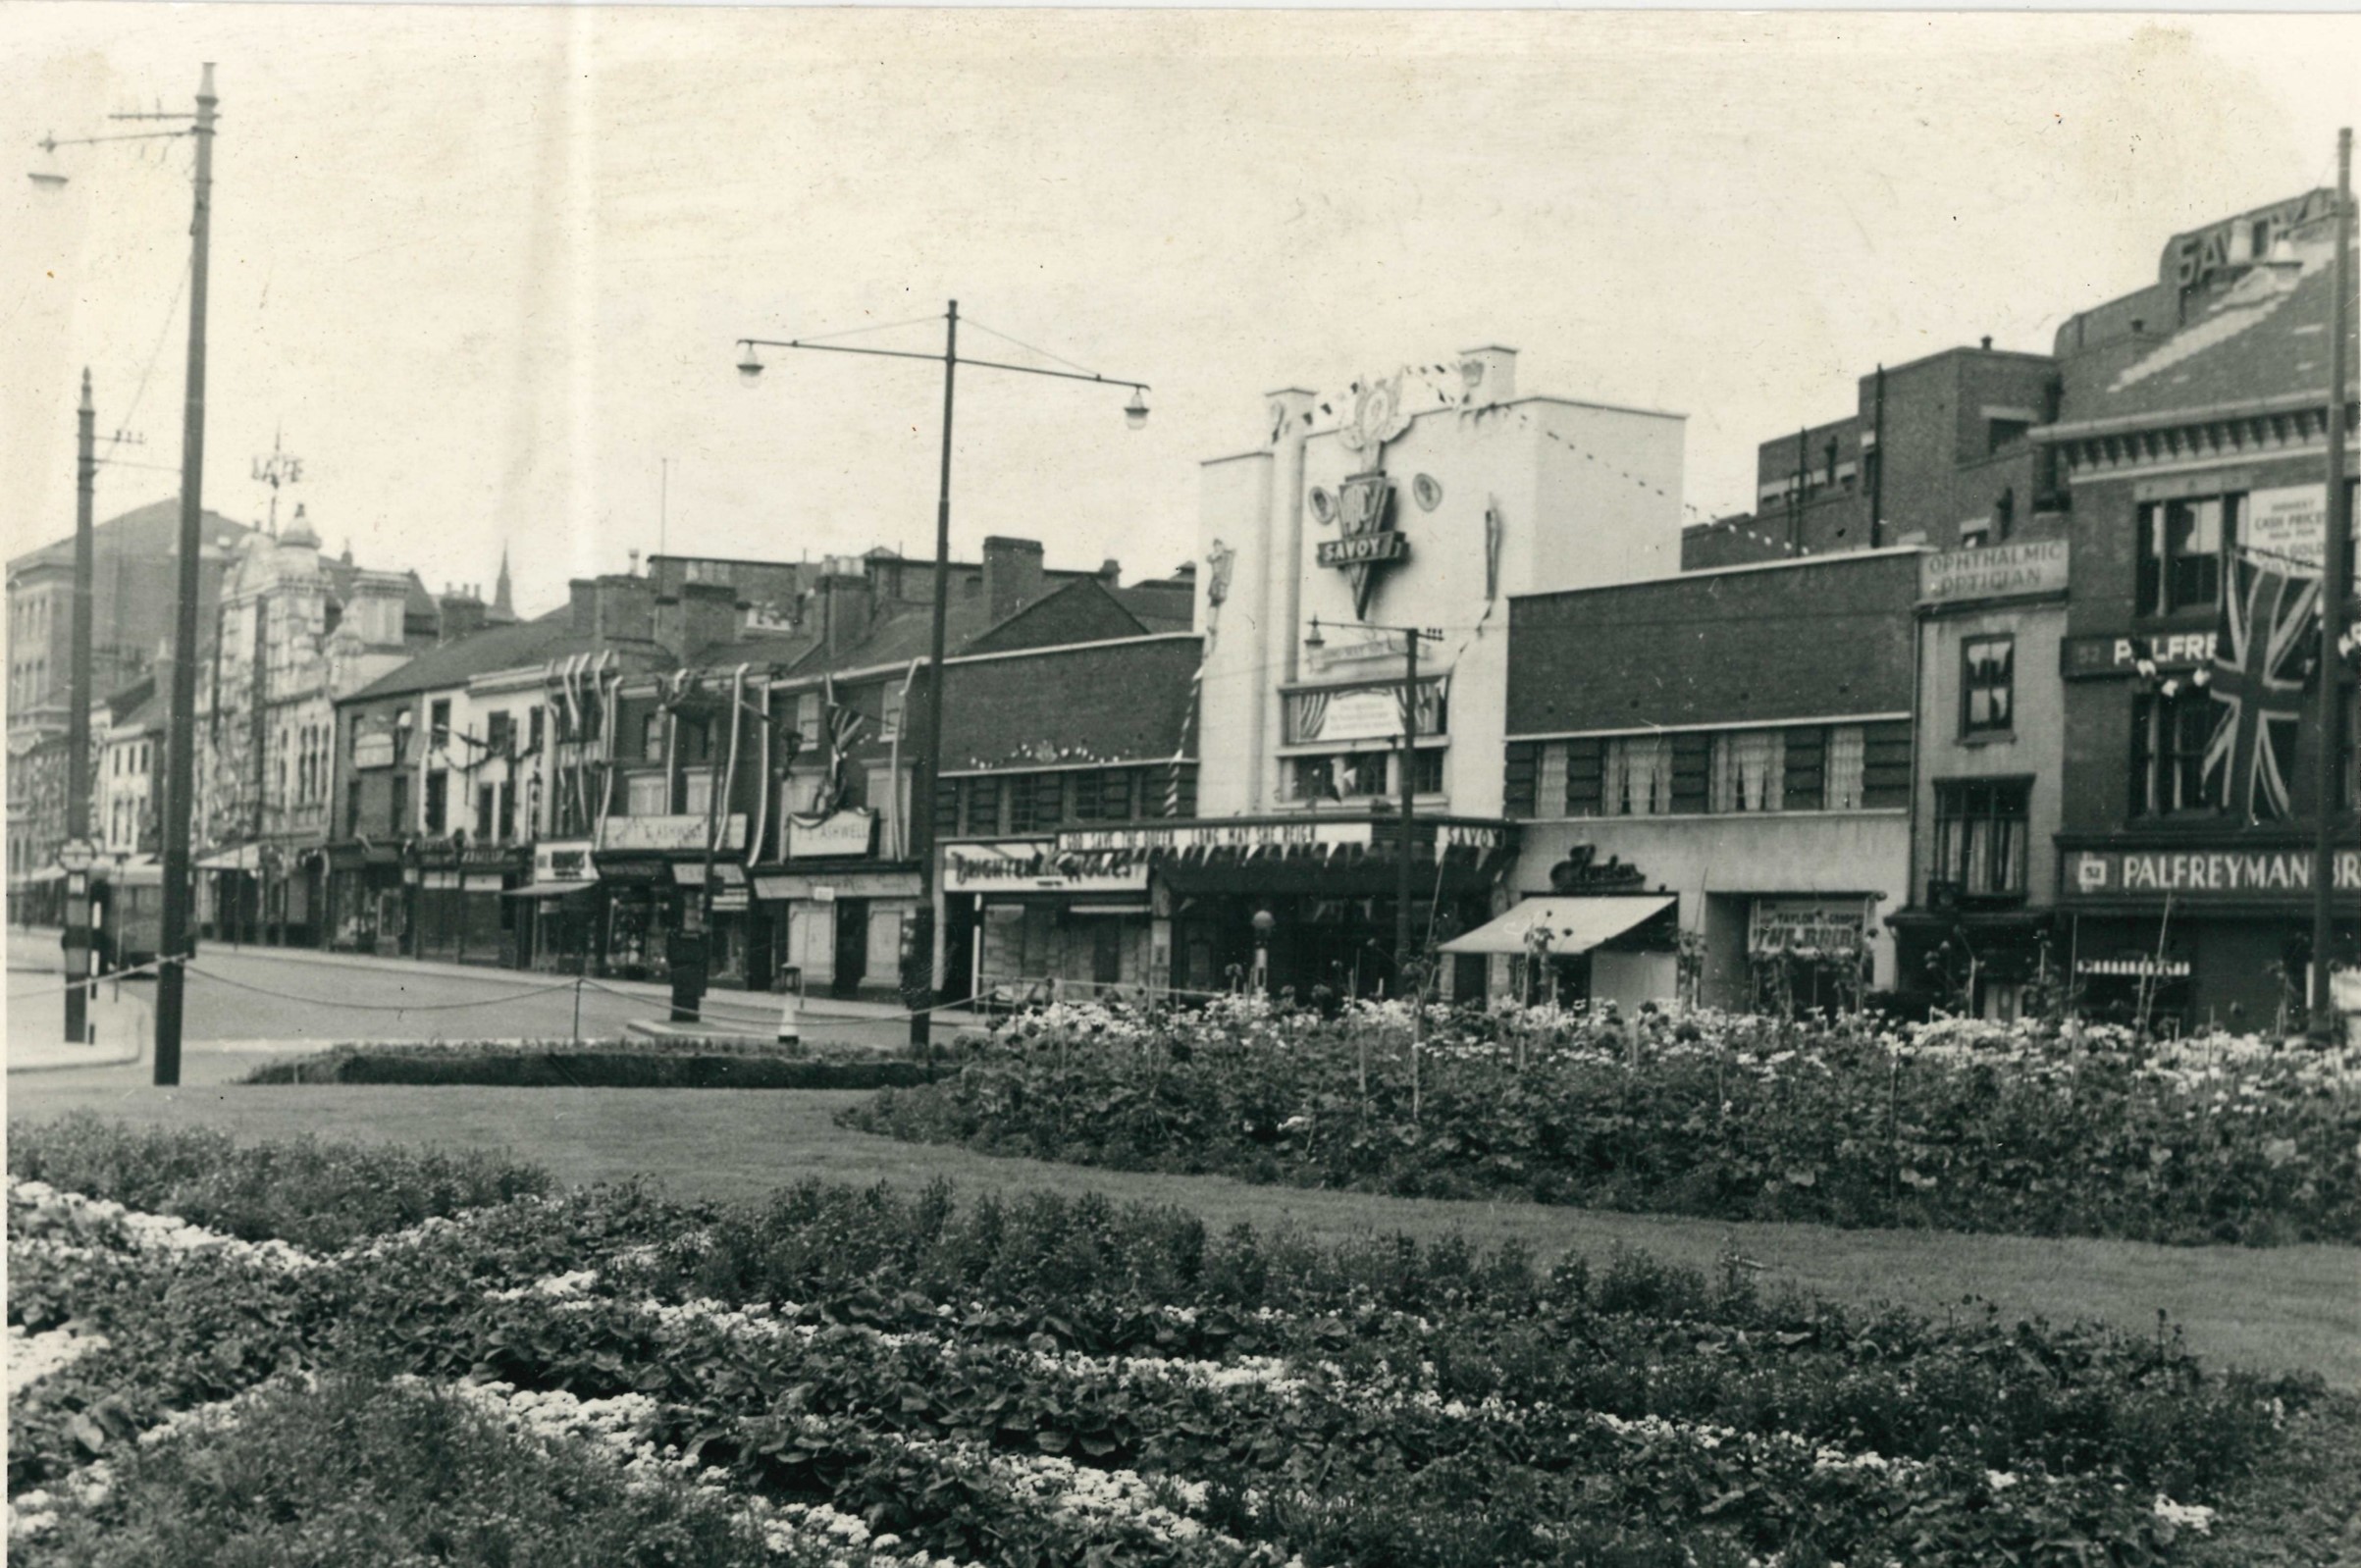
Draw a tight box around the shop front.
[505,839,602,974]
[592,812,749,982]
[750,865,920,1000]
[2059,839,2361,1031]
[411,840,520,965]
[326,842,406,954]
[1440,892,1679,1010]
[943,841,1155,1008]
[1034,815,1512,1003]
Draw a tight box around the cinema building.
[2035,190,2358,1027]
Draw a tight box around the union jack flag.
[2202,555,2321,822]
[811,673,868,815]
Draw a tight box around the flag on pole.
[2203,554,2321,822]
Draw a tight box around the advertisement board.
[1919,539,2070,603]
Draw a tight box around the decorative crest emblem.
[1338,371,1412,455]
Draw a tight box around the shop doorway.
[833,897,869,996]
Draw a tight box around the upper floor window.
[528,706,544,752]
[1933,778,2030,897]
[794,692,821,748]
[641,712,666,761]
[430,699,451,749]
[1709,730,1784,813]
[1824,725,1866,809]
[424,770,448,834]
[2129,689,2216,817]
[1960,635,2016,737]
[2137,495,2235,617]
[880,684,905,741]
[626,773,668,817]
[1602,735,1673,817]
[486,710,513,755]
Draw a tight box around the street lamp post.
[1302,617,1443,997]
[62,369,98,1045]
[31,64,219,1087]
[735,303,1149,1048]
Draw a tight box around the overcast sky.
[5,7,2355,619]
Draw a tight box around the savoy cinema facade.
[311,186,2355,1029]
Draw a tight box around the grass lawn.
[12,1063,2359,1391]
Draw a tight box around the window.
[528,706,544,752]
[641,712,666,761]
[681,770,714,816]
[498,785,515,843]
[626,773,668,816]
[486,711,513,756]
[1986,419,2030,455]
[1410,749,1444,795]
[1287,753,1388,803]
[1709,730,1785,812]
[880,684,904,741]
[795,693,821,746]
[966,776,1001,836]
[1100,770,1133,821]
[424,771,448,833]
[1824,725,1866,810]
[346,778,362,837]
[430,700,451,749]
[1933,779,2030,897]
[1602,736,1673,816]
[477,785,497,838]
[1961,636,2016,737]
[2130,690,2217,816]
[1537,744,1567,815]
[2136,495,2233,616]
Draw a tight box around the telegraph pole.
[2312,127,2354,1045]
[61,370,98,1045]
[154,63,219,1088]
[907,301,959,1050]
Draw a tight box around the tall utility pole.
[62,369,98,1045]
[2312,127,2354,1044]
[1394,627,1421,991]
[154,63,219,1088]
[735,301,1148,1049]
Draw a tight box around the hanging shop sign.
[786,809,876,861]
[1748,897,1869,958]
[1919,540,2070,604]
[2060,630,2218,680]
[2064,846,2361,902]
[535,840,594,883]
[1284,677,1446,745]
[1315,473,1407,619]
[596,814,747,855]
[943,842,1152,895]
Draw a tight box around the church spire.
[490,546,516,623]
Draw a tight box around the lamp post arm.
[738,338,1148,393]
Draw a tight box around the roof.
[1112,582,1194,634]
[2054,252,2359,433]
[938,636,1203,771]
[112,692,167,736]
[343,609,662,704]
[8,497,247,576]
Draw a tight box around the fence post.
[572,971,584,1048]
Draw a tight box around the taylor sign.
[1919,540,2069,603]
[596,814,747,855]
[2065,847,2361,901]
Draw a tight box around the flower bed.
[841,999,2361,1245]
[240,1041,954,1090]
[10,1117,2351,1566]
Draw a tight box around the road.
[6,929,927,1052]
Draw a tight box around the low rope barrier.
[4,960,165,1001]
[179,964,587,1014]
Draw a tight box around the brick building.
[1490,549,1919,1010]
[2037,188,2358,1028]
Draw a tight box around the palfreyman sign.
[1317,472,1406,618]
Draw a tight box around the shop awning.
[28,864,67,883]
[500,880,600,900]
[1440,895,1675,957]
[196,843,263,872]
[669,862,707,887]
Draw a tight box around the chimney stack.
[982,536,1045,623]
[818,570,875,660]
[679,580,739,656]
[438,588,488,643]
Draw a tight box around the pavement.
[6,924,980,1072]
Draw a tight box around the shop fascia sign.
[1748,897,1869,957]
[2061,629,2220,680]
[942,842,1151,894]
[534,840,594,883]
[595,814,747,855]
[1054,819,1506,858]
[351,729,396,770]
[1919,539,2069,604]
[786,808,876,861]
[1547,845,1647,894]
[2065,846,2361,902]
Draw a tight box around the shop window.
[1824,725,1866,810]
[2130,689,2216,816]
[1602,735,1673,816]
[425,770,448,834]
[626,773,668,817]
[1709,730,1785,812]
[1960,635,2015,737]
[1932,778,2030,897]
[1410,749,1444,796]
[2136,495,2234,617]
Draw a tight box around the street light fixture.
[732,301,1150,1047]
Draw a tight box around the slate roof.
[2053,255,2361,434]
[8,497,247,575]
[938,636,1204,772]
[344,610,664,703]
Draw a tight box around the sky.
[4,7,2356,620]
